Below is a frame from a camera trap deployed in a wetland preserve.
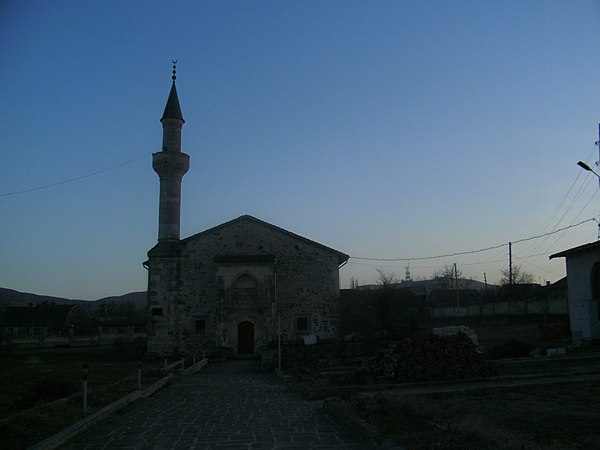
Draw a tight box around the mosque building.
[145,66,348,355]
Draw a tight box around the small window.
[152,308,163,316]
[195,319,206,335]
[296,317,309,332]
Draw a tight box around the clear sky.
[1,1,599,300]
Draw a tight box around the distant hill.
[357,278,498,291]
[94,292,147,311]
[0,288,146,311]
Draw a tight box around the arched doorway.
[238,321,254,354]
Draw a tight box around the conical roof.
[161,81,184,122]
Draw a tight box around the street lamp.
[578,125,600,238]
[577,159,600,239]
[577,160,600,177]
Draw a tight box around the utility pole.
[484,273,488,296]
[508,242,513,314]
[454,262,460,307]
[481,272,488,316]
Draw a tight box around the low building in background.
[551,241,600,342]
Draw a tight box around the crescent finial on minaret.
[162,61,184,122]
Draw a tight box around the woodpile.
[367,333,494,382]
[281,334,495,387]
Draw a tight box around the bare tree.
[434,263,463,280]
[433,263,463,289]
[376,268,399,288]
[499,265,536,285]
[350,276,359,290]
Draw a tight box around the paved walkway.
[61,359,376,450]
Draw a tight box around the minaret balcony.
[152,151,189,179]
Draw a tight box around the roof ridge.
[180,215,349,265]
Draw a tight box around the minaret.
[153,61,190,243]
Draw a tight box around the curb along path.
[60,359,375,450]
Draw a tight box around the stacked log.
[367,333,493,382]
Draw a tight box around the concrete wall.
[430,298,568,318]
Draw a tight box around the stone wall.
[147,217,344,355]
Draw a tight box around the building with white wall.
[550,241,600,342]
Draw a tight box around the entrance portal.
[237,321,255,354]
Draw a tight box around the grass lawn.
[0,344,168,449]
[348,381,600,450]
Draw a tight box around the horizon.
[0,273,553,303]
[1,1,599,300]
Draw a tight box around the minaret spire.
[152,61,190,243]
[162,61,184,123]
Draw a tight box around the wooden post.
[508,241,513,315]
[137,361,142,390]
[82,362,89,415]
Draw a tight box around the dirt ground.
[0,345,167,449]
[346,352,600,450]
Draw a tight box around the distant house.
[2,304,74,337]
[551,241,600,342]
[540,276,568,300]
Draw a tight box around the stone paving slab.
[60,360,375,450]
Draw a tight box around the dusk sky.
[1,1,599,300]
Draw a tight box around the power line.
[350,218,595,262]
[520,144,598,259]
[513,256,562,278]
[511,218,595,244]
[0,153,152,198]
[351,242,507,262]
[347,256,508,271]
[530,189,599,265]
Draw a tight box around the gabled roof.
[182,215,349,266]
[549,240,600,259]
